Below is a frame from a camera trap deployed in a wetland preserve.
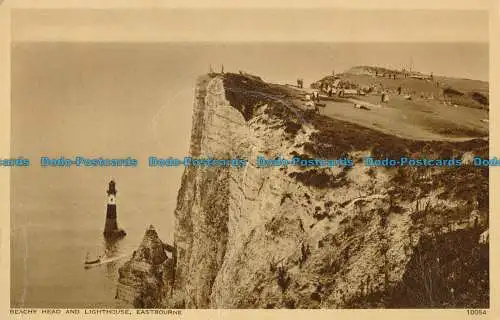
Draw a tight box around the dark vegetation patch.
[276,265,291,294]
[222,73,289,120]
[222,73,303,136]
[471,91,489,105]
[303,193,312,205]
[344,228,489,308]
[435,165,489,211]
[421,118,487,139]
[289,168,349,189]
[391,164,488,212]
[442,87,489,109]
[390,228,489,308]
[390,203,405,214]
[442,87,463,97]
[432,126,487,138]
[318,233,342,248]
[313,211,329,221]
[448,94,489,110]
[299,242,311,267]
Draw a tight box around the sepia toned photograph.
[8,5,491,312]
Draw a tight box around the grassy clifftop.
[314,66,489,110]
[220,72,488,159]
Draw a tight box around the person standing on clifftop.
[297,78,303,88]
[313,90,320,103]
[382,90,390,104]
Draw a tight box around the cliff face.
[123,73,489,309]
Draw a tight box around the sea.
[10,42,488,308]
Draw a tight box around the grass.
[303,111,488,160]
[314,69,489,110]
[344,228,489,308]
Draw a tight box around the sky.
[11,8,489,43]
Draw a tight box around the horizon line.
[11,40,490,44]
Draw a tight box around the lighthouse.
[103,180,126,239]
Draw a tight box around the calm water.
[10,42,488,308]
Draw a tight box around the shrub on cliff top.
[222,73,303,136]
[222,73,290,120]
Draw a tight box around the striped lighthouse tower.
[103,180,126,239]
